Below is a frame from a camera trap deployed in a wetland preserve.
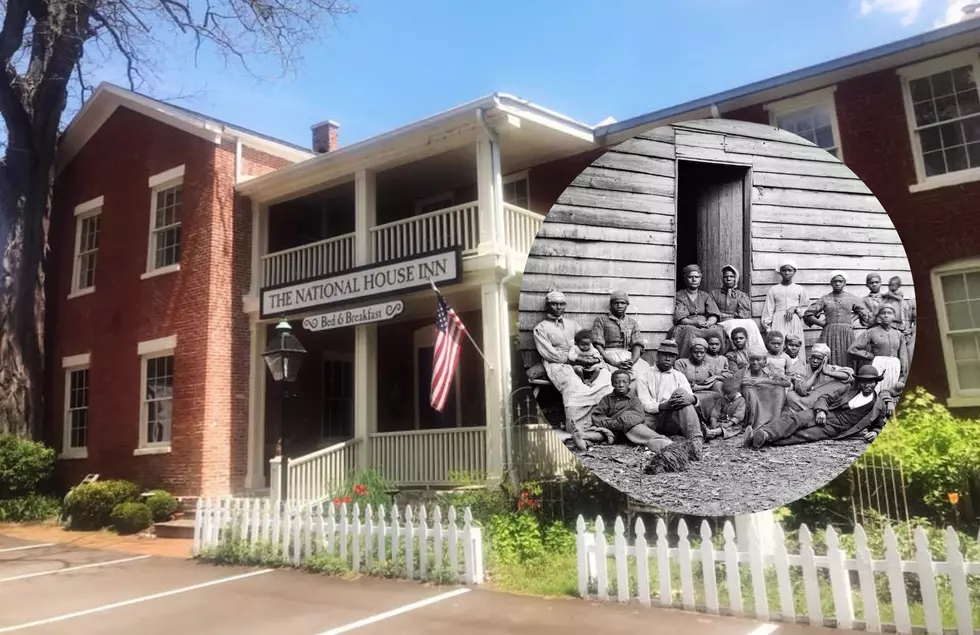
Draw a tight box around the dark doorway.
[321,356,354,443]
[676,161,752,294]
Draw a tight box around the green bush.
[0,494,62,522]
[109,502,152,535]
[330,468,395,511]
[145,491,178,522]
[0,435,55,499]
[65,479,141,530]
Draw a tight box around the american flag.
[431,293,467,412]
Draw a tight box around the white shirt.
[846,391,875,410]
[637,365,694,414]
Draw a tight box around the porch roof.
[598,18,980,144]
[235,93,602,205]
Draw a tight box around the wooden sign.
[301,300,404,332]
[260,248,461,318]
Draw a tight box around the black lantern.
[263,318,306,504]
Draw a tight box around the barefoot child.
[707,373,747,439]
[705,334,729,375]
[738,347,792,444]
[765,330,790,376]
[726,327,751,373]
[567,329,603,385]
[783,333,806,376]
[580,369,672,452]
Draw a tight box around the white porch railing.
[512,423,577,480]
[370,427,487,486]
[261,232,356,288]
[371,202,480,263]
[503,203,544,256]
[270,438,361,504]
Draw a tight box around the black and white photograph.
[518,119,916,517]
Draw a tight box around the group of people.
[529,260,914,467]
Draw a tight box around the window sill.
[58,449,88,460]
[67,287,95,300]
[141,264,180,280]
[909,168,980,193]
[133,445,171,456]
[946,395,980,409]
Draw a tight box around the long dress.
[762,282,811,344]
[804,293,871,368]
[591,312,652,386]
[709,286,764,351]
[848,325,907,395]
[669,290,727,358]
[674,357,723,422]
[532,316,613,433]
[785,362,854,412]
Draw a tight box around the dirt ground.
[570,433,868,517]
[0,521,193,558]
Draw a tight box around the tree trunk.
[0,142,52,439]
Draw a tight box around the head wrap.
[830,270,848,284]
[876,303,896,317]
[545,290,566,304]
[866,273,881,284]
[690,337,709,351]
[609,289,630,304]
[721,264,740,289]
[748,346,769,360]
[811,343,831,357]
[681,264,702,278]
[775,259,798,273]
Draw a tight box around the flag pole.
[430,280,493,372]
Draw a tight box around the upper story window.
[932,258,980,408]
[143,165,184,279]
[898,49,980,193]
[503,172,530,209]
[70,196,102,298]
[765,87,843,159]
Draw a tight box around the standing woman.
[804,271,871,368]
[710,264,765,351]
[670,264,727,359]
[761,260,811,346]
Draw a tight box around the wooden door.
[321,356,354,444]
[695,167,746,293]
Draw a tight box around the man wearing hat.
[635,338,705,455]
[748,364,895,448]
[592,289,650,385]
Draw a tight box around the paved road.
[0,536,850,634]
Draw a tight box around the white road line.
[0,543,55,554]
[745,625,780,635]
[317,587,472,635]
[0,555,152,583]
[0,568,273,632]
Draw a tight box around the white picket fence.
[193,497,484,585]
[577,515,980,635]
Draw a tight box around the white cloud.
[934,0,973,27]
[859,0,926,26]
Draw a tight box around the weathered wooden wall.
[518,119,913,369]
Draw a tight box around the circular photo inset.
[518,119,914,517]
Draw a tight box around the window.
[70,197,102,297]
[415,192,454,216]
[136,336,176,453]
[932,259,980,407]
[503,172,530,209]
[321,353,354,443]
[765,87,843,158]
[61,354,90,459]
[899,49,980,192]
[143,165,184,278]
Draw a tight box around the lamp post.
[263,317,307,505]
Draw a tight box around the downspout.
[709,103,721,119]
[234,137,243,183]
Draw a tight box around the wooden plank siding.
[518,119,912,370]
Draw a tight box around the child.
[761,260,811,346]
[859,273,883,327]
[726,327,750,373]
[567,329,603,385]
[738,347,792,444]
[705,334,729,375]
[783,333,806,377]
[847,304,908,396]
[707,373,747,440]
[881,276,916,347]
[765,330,790,376]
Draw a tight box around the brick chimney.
[311,120,340,153]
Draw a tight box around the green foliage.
[330,468,395,511]
[488,512,547,563]
[145,491,178,522]
[0,435,55,499]
[0,494,62,522]
[65,479,141,530]
[109,502,152,535]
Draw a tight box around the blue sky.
[90,0,968,149]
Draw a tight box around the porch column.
[476,126,504,254]
[245,318,268,490]
[481,280,510,482]
[354,169,378,470]
[248,200,268,296]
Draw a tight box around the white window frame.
[414,191,454,216]
[898,48,980,193]
[931,257,980,408]
[135,335,177,454]
[142,165,184,279]
[61,353,91,459]
[413,325,462,430]
[502,171,531,209]
[764,86,844,160]
[69,196,103,299]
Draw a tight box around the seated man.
[636,339,705,457]
[573,369,672,452]
[748,365,894,448]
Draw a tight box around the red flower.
[342,495,352,504]
[332,498,342,505]
[353,484,368,496]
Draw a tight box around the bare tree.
[0,0,353,437]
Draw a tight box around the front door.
[321,355,354,445]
